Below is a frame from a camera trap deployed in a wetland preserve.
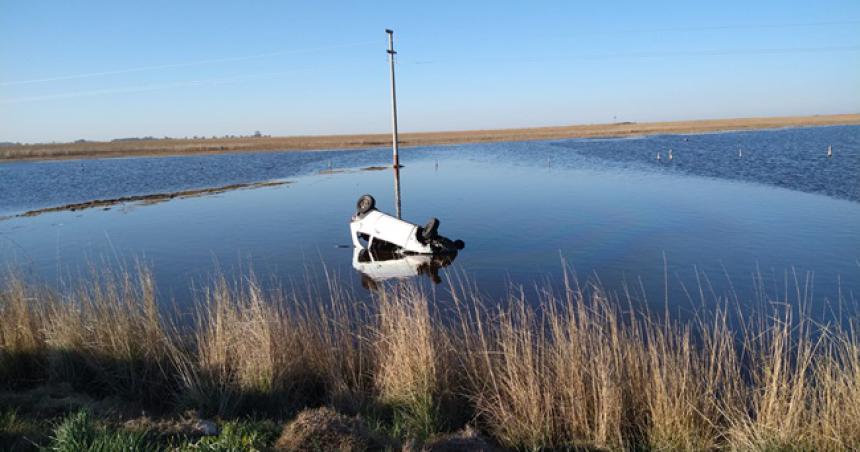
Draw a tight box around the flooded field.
[1,125,858,314]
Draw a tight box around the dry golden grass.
[169,273,373,416]
[0,276,50,386]
[1,266,859,450]
[3,114,858,162]
[373,284,447,437]
[47,267,171,404]
[1,267,173,406]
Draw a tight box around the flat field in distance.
[3,113,859,162]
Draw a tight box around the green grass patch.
[173,420,279,452]
[47,411,156,452]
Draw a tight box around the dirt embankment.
[3,113,858,162]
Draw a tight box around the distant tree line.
[1,131,272,146]
[111,131,270,142]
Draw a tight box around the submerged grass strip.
[11,180,289,219]
[1,267,858,450]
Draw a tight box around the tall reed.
[0,274,50,386]
[373,284,447,437]
[0,267,172,404]
[1,265,858,450]
[169,272,376,416]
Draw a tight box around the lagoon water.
[1,125,858,314]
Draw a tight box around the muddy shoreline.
[3,113,858,163]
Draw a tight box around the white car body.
[350,209,433,254]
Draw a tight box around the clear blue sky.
[1,0,858,143]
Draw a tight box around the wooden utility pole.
[386,29,400,168]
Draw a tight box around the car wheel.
[356,195,375,214]
[422,218,439,240]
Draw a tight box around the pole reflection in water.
[393,165,402,219]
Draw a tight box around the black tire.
[454,239,465,250]
[422,218,440,240]
[356,195,375,214]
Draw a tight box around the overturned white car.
[350,194,464,255]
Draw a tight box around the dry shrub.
[274,406,384,451]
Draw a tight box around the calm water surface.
[1,125,858,314]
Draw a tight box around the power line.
[0,67,324,104]
[0,40,380,87]
[5,44,857,104]
[400,45,860,66]
[548,45,860,61]
[547,19,860,37]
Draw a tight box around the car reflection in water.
[352,246,458,291]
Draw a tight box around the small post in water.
[386,29,400,168]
